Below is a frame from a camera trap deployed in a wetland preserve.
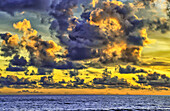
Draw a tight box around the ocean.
[0,95,169,111]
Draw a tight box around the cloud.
[50,0,151,64]
[1,19,62,69]
[49,0,78,35]
[93,68,130,88]
[0,19,87,72]
[6,65,26,72]
[146,18,170,33]
[17,90,43,94]
[0,74,36,88]
[10,55,27,66]
[38,68,53,75]
[0,0,169,69]
[0,33,20,57]
[137,72,170,88]
[40,76,54,85]
[39,76,85,88]
[55,61,86,69]
[134,0,170,33]
[0,0,53,15]
[119,65,147,74]
[1,0,166,65]
[93,76,129,86]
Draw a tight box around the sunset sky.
[0,0,170,95]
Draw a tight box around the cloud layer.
[0,0,169,70]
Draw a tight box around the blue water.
[0,95,169,111]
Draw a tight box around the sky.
[0,0,170,95]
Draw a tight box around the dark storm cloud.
[0,32,85,71]
[0,0,52,15]
[0,74,36,88]
[0,0,86,69]
[93,69,130,88]
[38,68,53,75]
[39,76,85,88]
[49,0,78,35]
[0,33,19,57]
[93,76,130,86]
[137,72,170,88]
[10,55,27,66]
[6,55,27,72]
[0,0,150,64]
[1,0,169,66]
[40,76,54,85]
[6,65,26,72]
[55,60,86,69]
[119,65,147,74]
[0,32,58,68]
[0,45,19,57]
[57,1,150,64]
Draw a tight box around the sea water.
[0,95,169,111]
